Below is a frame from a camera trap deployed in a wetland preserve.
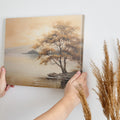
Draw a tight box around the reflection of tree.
[33,21,82,73]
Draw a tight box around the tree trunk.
[63,57,67,73]
[61,67,65,73]
[60,63,67,73]
[61,67,67,73]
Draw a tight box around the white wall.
[0,0,119,119]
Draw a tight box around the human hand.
[64,71,89,107]
[35,71,89,120]
[0,66,14,97]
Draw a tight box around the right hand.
[64,71,89,107]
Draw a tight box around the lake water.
[5,54,79,88]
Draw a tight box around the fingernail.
[76,71,80,75]
[1,67,5,71]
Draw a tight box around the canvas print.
[4,15,84,88]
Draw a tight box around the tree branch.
[52,59,61,67]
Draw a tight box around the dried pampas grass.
[76,40,120,120]
[76,85,91,120]
[91,40,120,120]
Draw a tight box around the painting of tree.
[33,21,83,74]
[5,15,84,88]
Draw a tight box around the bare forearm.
[34,72,89,120]
[35,96,76,120]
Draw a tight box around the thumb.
[0,67,6,80]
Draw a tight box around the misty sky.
[5,15,83,48]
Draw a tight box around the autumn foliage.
[33,21,83,73]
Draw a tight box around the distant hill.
[23,49,39,58]
[5,45,32,55]
[23,50,39,55]
[5,45,39,59]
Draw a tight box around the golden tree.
[33,21,83,73]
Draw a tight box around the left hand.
[0,66,14,97]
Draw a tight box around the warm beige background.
[5,15,83,48]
